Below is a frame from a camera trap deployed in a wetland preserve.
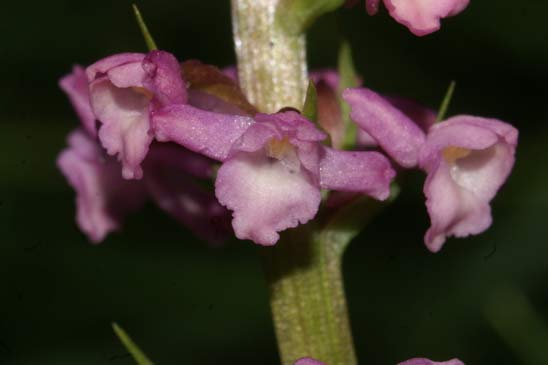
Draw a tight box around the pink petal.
[343,87,426,168]
[57,130,146,243]
[142,50,187,106]
[319,147,395,200]
[86,53,146,82]
[215,150,321,245]
[383,0,470,36]
[152,104,255,161]
[90,78,153,179]
[387,95,437,133]
[59,66,97,137]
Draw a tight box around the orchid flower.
[58,64,229,243]
[86,50,186,179]
[344,87,518,252]
[153,105,395,245]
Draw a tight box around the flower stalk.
[231,3,358,363]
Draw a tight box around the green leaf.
[436,80,456,122]
[337,41,360,150]
[276,0,345,35]
[132,4,158,51]
[112,322,154,365]
[302,79,318,122]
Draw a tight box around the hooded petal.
[59,66,97,137]
[215,150,321,245]
[319,147,395,200]
[88,51,186,179]
[57,130,146,243]
[144,144,229,244]
[343,87,426,168]
[398,358,465,365]
[419,115,518,252]
[383,0,470,36]
[152,104,255,161]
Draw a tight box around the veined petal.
[57,130,146,243]
[343,87,426,168]
[152,104,255,161]
[320,147,395,200]
[384,0,470,36]
[59,66,97,137]
[215,151,321,246]
[398,358,465,365]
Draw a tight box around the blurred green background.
[1,1,547,364]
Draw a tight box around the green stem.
[231,3,358,364]
[262,226,357,365]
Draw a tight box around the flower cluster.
[59,48,517,252]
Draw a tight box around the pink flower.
[153,105,395,245]
[343,87,518,252]
[366,0,470,36]
[58,64,229,243]
[86,51,187,179]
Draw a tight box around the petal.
[423,161,492,252]
[59,66,97,137]
[383,0,470,36]
[142,50,187,106]
[57,130,146,243]
[215,151,321,245]
[387,95,437,133]
[152,104,255,161]
[90,78,153,179]
[343,87,426,168]
[319,147,395,200]
[144,144,230,244]
[398,358,465,365]
[294,358,326,365]
[86,53,145,82]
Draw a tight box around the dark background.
[1,1,547,364]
